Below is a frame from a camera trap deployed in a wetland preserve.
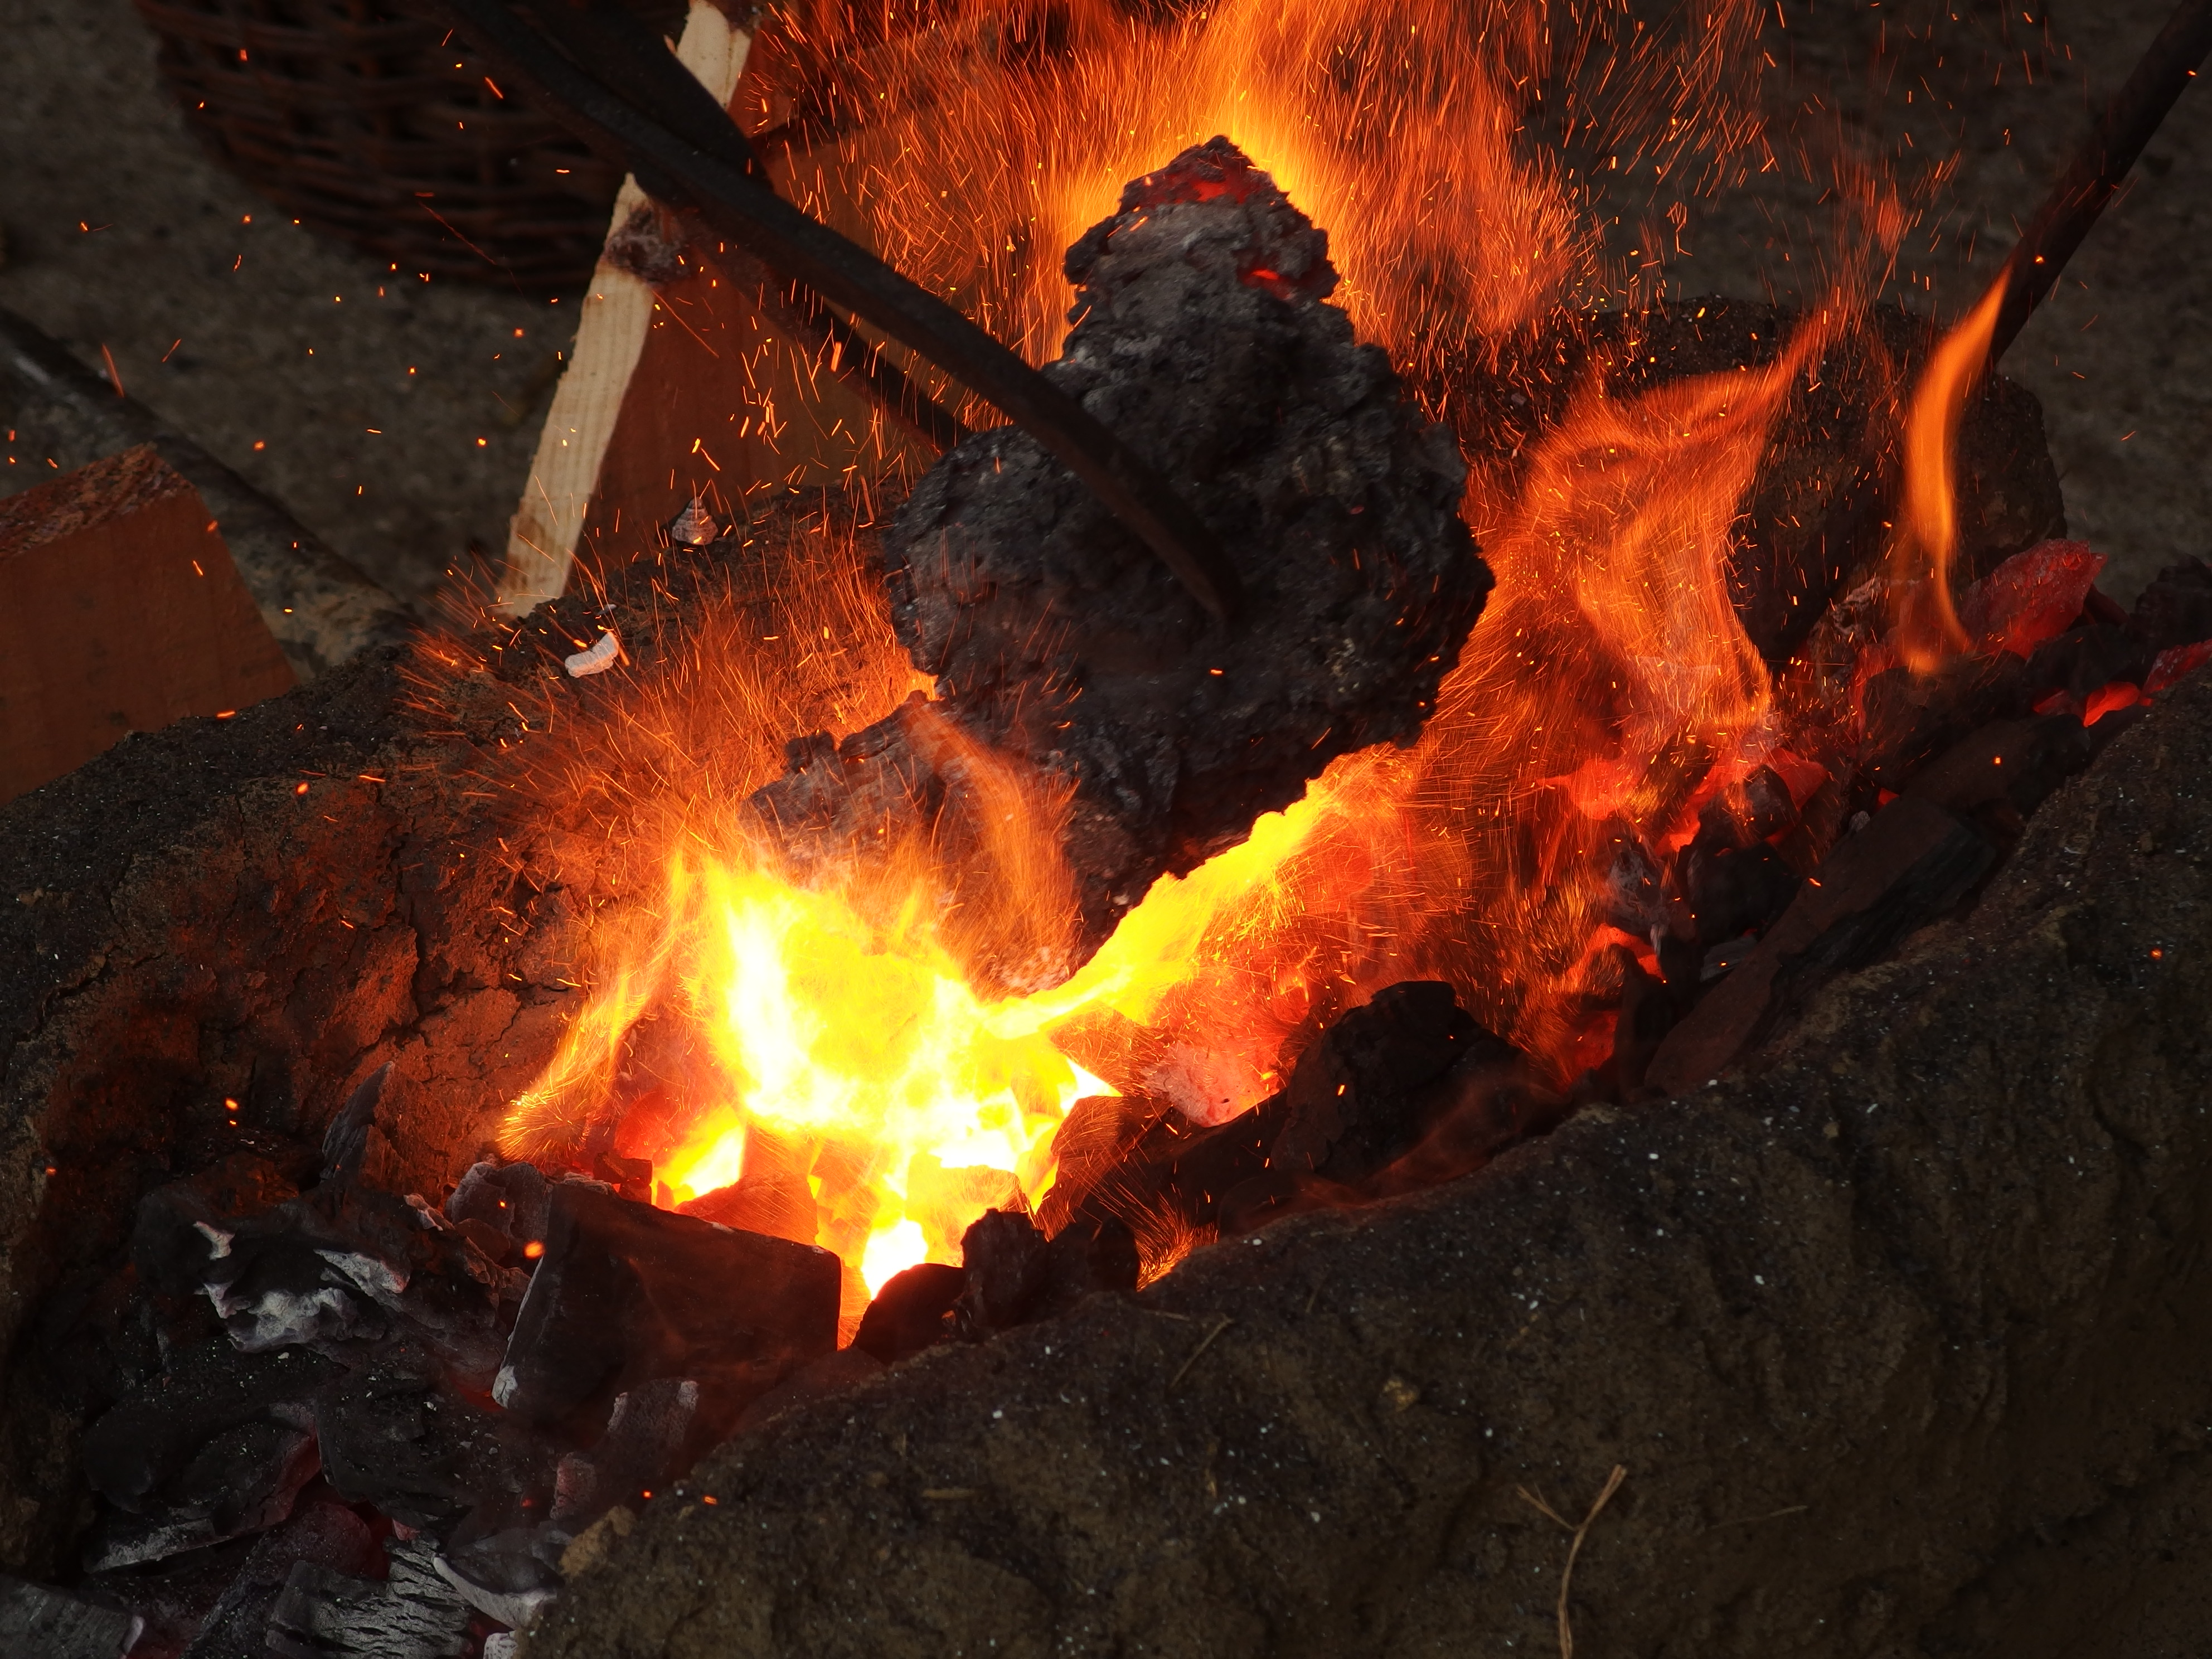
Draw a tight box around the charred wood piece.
[79,1338,339,1566]
[431,1527,569,1631]
[0,1573,143,1659]
[752,142,1488,989]
[176,1492,384,1659]
[265,1539,470,1659]
[947,1208,1141,1342]
[851,1264,966,1366]
[445,1161,552,1255]
[314,1357,555,1535]
[493,1183,840,1435]
[2129,556,2212,653]
[1646,797,1997,1094]
[549,1376,699,1528]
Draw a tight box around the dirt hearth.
[528,677,2212,1658]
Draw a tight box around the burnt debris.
[750,137,1491,993]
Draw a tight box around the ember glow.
[476,0,1963,1314]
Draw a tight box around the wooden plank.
[499,0,939,612]
[0,444,296,803]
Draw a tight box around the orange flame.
[1886,274,2006,672]
[477,0,1851,1316]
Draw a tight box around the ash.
[751,138,1489,991]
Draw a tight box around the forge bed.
[2,608,2209,1655]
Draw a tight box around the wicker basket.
[133,0,686,288]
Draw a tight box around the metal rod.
[1765,0,2212,665]
[1990,0,2212,361]
[437,0,1243,622]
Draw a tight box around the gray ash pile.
[751,138,1491,993]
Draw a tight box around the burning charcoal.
[2024,623,2153,705]
[445,1161,551,1253]
[591,1152,654,1204]
[265,1539,469,1659]
[546,1378,699,1528]
[314,1353,555,1535]
[1674,842,1801,949]
[1903,714,2097,850]
[1859,653,2030,794]
[1034,1094,1168,1234]
[751,137,1490,993]
[952,1209,1049,1337]
[178,1488,383,1659]
[321,1065,392,1188]
[493,1183,840,1434]
[851,1263,966,1364]
[1646,797,1995,1094]
[0,1574,143,1659]
[2128,555,2212,652]
[678,1172,817,1243]
[1270,982,1491,1182]
[431,1529,569,1631]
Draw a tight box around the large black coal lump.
[0,1573,143,1659]
[751,137,1490,992]
[1269,981,1490,1181]
[314,1348,555,1534]
[80,1338,336,1526]
[493,1182,840,1432]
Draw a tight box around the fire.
[475,0,1890,1318]
[1886,274,2007,671]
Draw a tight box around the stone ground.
[1,0,2205,611]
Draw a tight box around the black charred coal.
[493,1183,840,1434]
[549,1377,698,1528]
[132,1153,302,1298]
[1270,982,1490,1182]
[851,1264,966,1365]
[1675,842,1802,950]
[313,1352,555,1535]
[2025,623,2155,704]
[444,1161,551,1254]
[319,1067,391,1189]
[1859,653,2032,794]
[591,1153,654,1205]
[2130,555,2212,651]
[950,1209,1048,1338]
[431,1527,568,1631]
[0,1572,142,1659]
[947,1209,1141,1342]
[749,138,1490,991]
[1647,796,1996,1094]
[176,1490,384,1659]
[265,1539,469,1659]
[1028,1215,1140,1321]
[80,1337,337,1533]
[203,1185,517,1389]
